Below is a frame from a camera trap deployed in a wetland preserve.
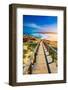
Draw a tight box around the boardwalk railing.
[42,44,51,73]
[23,42,40,74]
[43,41,57,64]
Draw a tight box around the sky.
[23,15,57,41]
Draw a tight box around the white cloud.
[24,23,41,29]
[40,24,57,32]
[24,23,57,33]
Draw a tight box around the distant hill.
[23,35,40,43]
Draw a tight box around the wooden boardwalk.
[23,41,57,74]
[32,41,48,74]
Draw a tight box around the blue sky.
[23,15,57,40]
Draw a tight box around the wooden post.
[28,64,32,74]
